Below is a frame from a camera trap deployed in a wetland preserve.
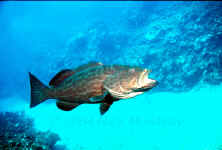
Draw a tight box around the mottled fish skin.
[29,63,158,114]
[49,65,112,103]
[47,64,156,105]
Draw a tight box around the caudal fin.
[29,72,50,108]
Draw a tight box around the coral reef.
[0,111,66,150]
[54,2,222,92]
[29,2,222,93]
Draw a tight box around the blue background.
[0,1,222,150]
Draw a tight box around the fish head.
[104,65,158,99]
[125,67,158,93]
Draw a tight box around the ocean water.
[1,1,222,150]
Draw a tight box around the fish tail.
[29,72,50,108]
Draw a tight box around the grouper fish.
[29,62,158,115]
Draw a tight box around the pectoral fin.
[99,94,115,115]
[100,102,113,115]
[56,101,81,111]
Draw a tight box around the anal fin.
[56,101,81,111]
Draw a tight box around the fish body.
[29,62,158,115]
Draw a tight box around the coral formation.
[49,2,222,92]
[23,2,222,93]
[0,111,66,150]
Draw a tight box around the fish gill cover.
[0,1,222,150]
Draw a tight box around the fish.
[29,61,158,115]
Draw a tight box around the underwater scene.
[1,1,222,150]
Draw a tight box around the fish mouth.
[135,69,158,92]
[138,69,149,86]
[144,80,158,89]
[133,81,158,92]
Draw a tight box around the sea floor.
[1,84,222,150]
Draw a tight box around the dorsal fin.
[49,62,102,87]
[74,61,103,73]
[49,69,74,86]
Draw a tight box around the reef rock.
[0,111,67,150]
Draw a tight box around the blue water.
[1,1,222,150]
